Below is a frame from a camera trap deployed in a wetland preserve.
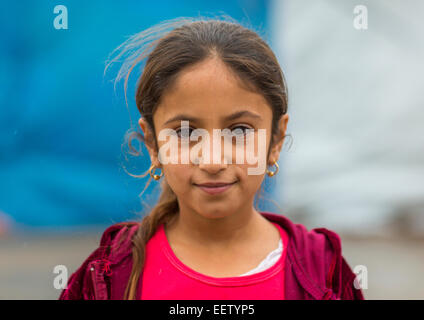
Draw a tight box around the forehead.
[154,58,272,125]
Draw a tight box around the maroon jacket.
[59,212,364,300]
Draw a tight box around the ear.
[138,117,160,167]
[268,113,289,165]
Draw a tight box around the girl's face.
[139,57,288,219]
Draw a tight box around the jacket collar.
[105,212,341,300]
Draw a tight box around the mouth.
[193,181,238,195]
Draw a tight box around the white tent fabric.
[270,0,424,234]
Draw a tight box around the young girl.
[59,17,364,300]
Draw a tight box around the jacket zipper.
[89,261,99,300]
[89,259,112,300]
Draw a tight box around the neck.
[166,202,266,250]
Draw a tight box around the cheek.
[163,164,193,193]
[232,131,268,193]
[231,130,269,176]
[234,163,265,193]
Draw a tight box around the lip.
[194,181,237,195]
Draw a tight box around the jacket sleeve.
[339,256,365,300]
[314,227,365,300]
[58,246,105,300]
[58,223,132,300]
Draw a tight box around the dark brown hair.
[105,15,289,300]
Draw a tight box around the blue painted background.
[0,0,278,228]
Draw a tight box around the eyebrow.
[163,110,262,125]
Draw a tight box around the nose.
[197,131,230,175]
[198,158,228,175]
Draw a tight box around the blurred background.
[0,0,423,299]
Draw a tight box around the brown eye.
[231,125,252,136]
[175,127,194,138]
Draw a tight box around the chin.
[196,206,236,220]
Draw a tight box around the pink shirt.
[140,222,289,300]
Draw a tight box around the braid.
[123,181,179,300]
